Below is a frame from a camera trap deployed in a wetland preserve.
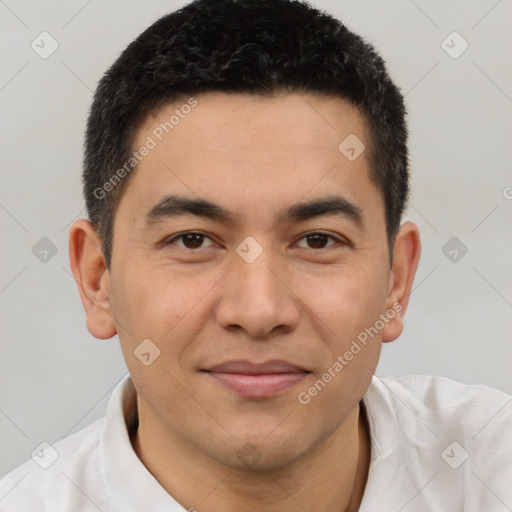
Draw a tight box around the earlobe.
[69,219,117,340]
[382,221,421,343]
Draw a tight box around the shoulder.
[379,373,511,404]
[0,418,107,512]
[376,374,512,428]
[362,374,512,510]
[368,373,512,445]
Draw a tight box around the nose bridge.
[234,234,281,288]
[215,241,301,337]
[238,255,281,299]
[234,247,289,311]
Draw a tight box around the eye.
[164,231,345,251]
[295,232,343,249]
[165,232,216,250]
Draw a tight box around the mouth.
[201,360,311,398]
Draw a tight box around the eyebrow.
[144,194,364,229]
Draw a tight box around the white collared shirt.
[1,373,511,511]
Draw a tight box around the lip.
[202,359,310,398]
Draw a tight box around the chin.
[210,431,313,473]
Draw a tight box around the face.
[103,92,400,470]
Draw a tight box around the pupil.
[308,234,327,249]
[184,234,203,249]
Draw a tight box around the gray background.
[1,0,511,478]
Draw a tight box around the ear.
[382,221,421,343]
[69,219,117,339]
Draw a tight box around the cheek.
[112,263,220,357]
[110,263,176,346]
[294,269,386,418]
[295,261,389,345]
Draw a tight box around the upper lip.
[204,359,310,374]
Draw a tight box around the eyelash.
[164,231,346,250]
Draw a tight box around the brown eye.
[181,233,205,249]
[296,232,340,249]
[166,232,214,249]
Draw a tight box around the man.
[1,0,510,510]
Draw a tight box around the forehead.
[116,91,382,231]
[138,91,368,156]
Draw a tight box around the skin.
[69,92,421,512]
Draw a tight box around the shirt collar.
[101,373,186,511]
[358,375,410,510]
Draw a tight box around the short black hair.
[83,0,409,269]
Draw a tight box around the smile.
[202,359,311,398]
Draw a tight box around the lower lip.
[205,372,309,398]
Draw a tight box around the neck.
[131,402,371,512]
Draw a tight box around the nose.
[214,250,301,339]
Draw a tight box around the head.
[70,0,420,472]
[83,0,409,269]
